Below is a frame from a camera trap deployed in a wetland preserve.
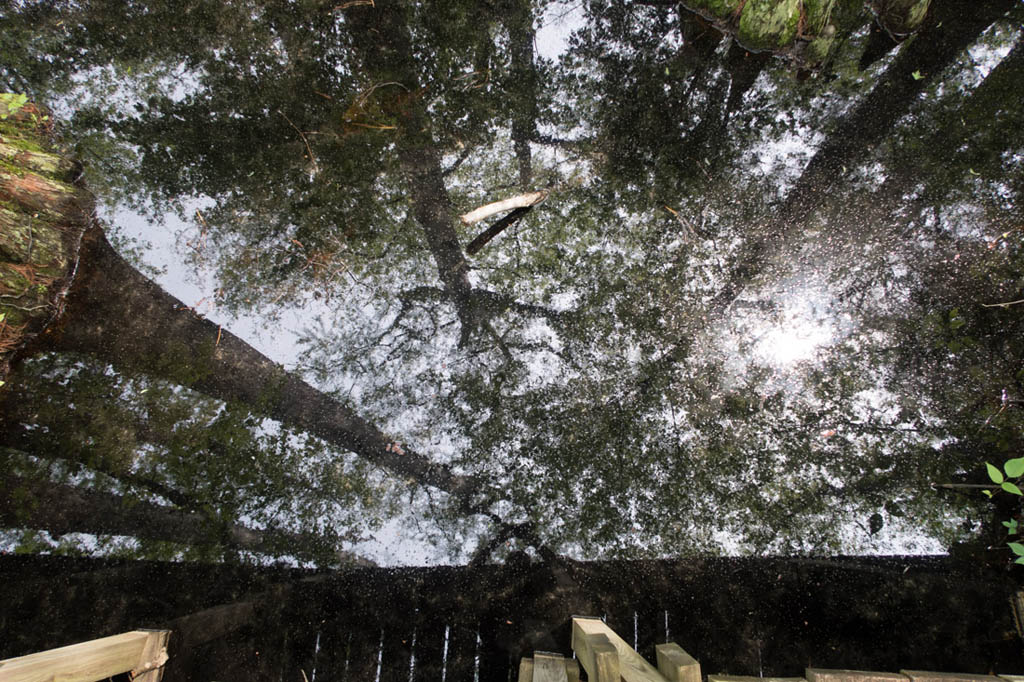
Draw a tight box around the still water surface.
[1,0,1023,568]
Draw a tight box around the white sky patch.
[535,1,586,62]
[750,126,823,195]
[104,203,316,368]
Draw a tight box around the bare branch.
[982,298,1024,309]
[460,190,548,226]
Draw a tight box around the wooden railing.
[518,617,1020,682]
[0,629,170,682]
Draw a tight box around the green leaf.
[1016,557,1024,565]
[983,489,993,498]
[1003,482,1023,495]
[1009,542,1024,556]
[911,70,924,80]
[1005,458,1024,478]
[987,463,1005,484]
[0,92,28,117]
[1009,520,1020,534]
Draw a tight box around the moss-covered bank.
[0,95,94,383]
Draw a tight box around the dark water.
[0,0,1023,674]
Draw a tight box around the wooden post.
[518,655,580,682]
[519,657,535,682]
[571,617,669,682]
[534,652,569,682]
[0,629,171,682]
[656,642,701,682]
[565,657,580,682]
[131,629,171,682]
[573,614,667,679]
[570,623,618,682]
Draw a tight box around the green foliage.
[983,456,1024,564]
[2,354,398,564]
[1,0,1021,562]
[0,93,28,118]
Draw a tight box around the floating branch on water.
[982,298,1024,309]
[460,190,548,226]
[278,109,319,174]
[465,207,532,256]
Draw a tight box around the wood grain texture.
[657,643,701,682]
[572,617,670,682]
[0,630,170,682]
[520,657,535,682]
[534,652,569,682]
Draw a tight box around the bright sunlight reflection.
[753,294,835,367]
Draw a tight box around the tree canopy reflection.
[1,0,1022,564]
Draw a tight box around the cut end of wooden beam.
[535,652,570,682]
[571,619,622,682]
[657,643,701,682]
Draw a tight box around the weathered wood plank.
[565,657,580,682]
[520,655,581,682]
[0,630,169,682]
[807,669,910,682]
[656,642,701,682]
[570,622,619,682]
[574,616,674,682]
[520,657,535,682]
[708,671,802,675]
[534,652,569,682]
[572,617,669,682]
[901,672,1002,682]
[132,630,171,682]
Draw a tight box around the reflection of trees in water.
[1,0,1022,563]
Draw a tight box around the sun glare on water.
[752,294,836,367]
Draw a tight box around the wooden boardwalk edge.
[0,629,170,682]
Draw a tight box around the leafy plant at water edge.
[984,457,1024,496]
[0,93,28,119]
[984,456,1024,564]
